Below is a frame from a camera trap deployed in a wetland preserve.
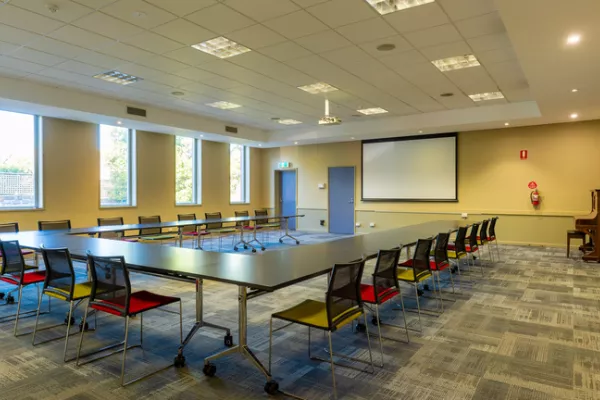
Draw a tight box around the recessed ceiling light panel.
[468,91,505,102]
[278,119,302,125]
[432,55,480,72]
[298,82,338,94]
[94,70,142,85]
[192,36,251,59]
[365,0,435,15]
[206,101,242,110]
[357,107,388,115]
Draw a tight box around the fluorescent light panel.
[192,36,251,59]
[206,101,241,109]
[357,107,388,115]
[365,0,435,15]
[432,54,480,72]
[298,82,338,94]
[94,70,142,85]
[468,92,505,102]
[278,119,302,125]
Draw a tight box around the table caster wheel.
[6,295,15,304]
[279,239,283,243]
[264,380,279,395]
[203,363,216,377]
[261,247,266,251]
[355,323,366,333]
[79,321,89,332]
[295,241,300,245]
[252,249,257,253]
[423,284,430,291]
[244,245,248,249]
[371,316,380,326]
[0,293,5,300]
[224,334,233,347]
[234,247,239,252]
[64,315,75,325]
[174,354,186,368]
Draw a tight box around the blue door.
[280,170,297,230]
[329,167,355,234]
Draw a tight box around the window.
[175,136,201,205]
[0,110,42,209]
[230,144,250,203]
[99,124,135,207]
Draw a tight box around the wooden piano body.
[575,189,600,262]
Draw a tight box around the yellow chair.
[268,259,374,398]
[448,226,469,274]
[138,215,178,245]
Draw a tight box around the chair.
[204,212,236,250]
[178,213,209,249]
[269,259,374,398]
[447,226,468,276]
[234,211,263,252]
[0,240,46,336]
[489,217,501,261]
[430,232,456,299]
[255,209,280,243]
[38,219,71,231]
[465,223,482,276]
[137,215,177,244]
[359,248,409,366]
[98,217,138,242]
[0,222,38,270]
[33,247,95,361]
[77,254,183,386]
[476,219,494,263]
[396,238,436,332]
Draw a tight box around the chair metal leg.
[32,288,44,344]
[76,303,90,366]
[63,301,74,362]
[375,305,384,367]
[179,301,183,344]
[140,313,143,346]
[268,317,273,374]
[13,286,23,336]
[327,331,337,399]
[495,240,501,261]
[414,284,423,332]
[435,273,444,312]
[121,316,130,386]
[362,313,374,372]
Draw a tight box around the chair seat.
[206,228,236,234]
[91,290,180,317]
[0,249,35,257]
[359,284,398,304]
[0,270,46,286]
[241,226,261,230]
[183,231,210,237]
[272,299,362,331]
[430,260,450,271]
[447,250,467,259]
[257,223,280,228]
[396,264,432,282]
[140,234,177,241]
[122,238,139,242]
[46,281,94,301]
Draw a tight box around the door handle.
[349,198,354,204]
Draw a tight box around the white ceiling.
[0,0,594,146]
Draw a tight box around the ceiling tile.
[227,24,287,50]
[98,42,155,62]
[420,40,472,61]
[229,52,314,86]
[264,10,328,39]
[225,0,300,22]
[74,50,123,69]
[152,18,216,46]
[395,61,449,86]
[9,0,94,23]
[114,63,164,79]
[485,60,528,91]
[185,4,255,35]
[164,47,216,66]
[55,60,105,76]
[379,49,429,69]
[306,0,375,29]
[171,67,220,82]
[73,12,143,40]
[295,30,352,53]
[322,45,372,66]
[503,87,532,102]
[436,93,474,109]
[11,47,68,66]
[359,34,412,58]
[0,24,42,45]
[144,0,217,17]
[0,5,65,35]
[71,0,118,10]
[390,86,444,112]
[122,31,183,54]
[27,37,87,58]
[291,0,329,6]
[258,41,312,62]
[383,2,449,33]
[49,25,115,50]
[476,47,517,65]
[404,24,462,48]
[0,55,46,73]
[133,79,175,95]
[100,0,177,29]
[149,73,194,88]
[445,67,498,93]
[0,41,19,55]
[336,17,396,44]
[203,76,245,90]
[455,12,505,39]
[437,0,496,21]
[467,32,512,52]
[137,55,189,73]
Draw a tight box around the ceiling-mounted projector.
[318,99,341,126]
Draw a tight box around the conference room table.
[0,219,459,394]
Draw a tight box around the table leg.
[178,228,183,248]
[278,217,300,245]
[174,279,233,367]
[234,225,257,253]
[247,224,266,251]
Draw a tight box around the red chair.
[77,254,183,386]
[177,213,210,249]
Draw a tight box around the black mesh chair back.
[412,238,434,278]
[0,240,26,276]
[235,211,249,227]
[87,254,131,316]
[178,213,197,234]
[38,220,71,231]
[205,212,223,230]
[41,247,76,297]
[0,222,19,233]
[489,217,498,238]
[468,223,480,249]
[255,209,269,225]
[98,217,125,239]
[479,219,490,242]
[372,248,401,303]
[138,215,161,236]
[454,226,468,254]
[326,259,366,330]
[434,232,450,266]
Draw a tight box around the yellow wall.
[263,120,600,246]
[0,117,264,231]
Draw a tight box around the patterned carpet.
[0,235,598,400]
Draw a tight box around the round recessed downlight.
[376,43,396,52]
[132,11,147,18]
[572,88,578,93]
[505,122,510,126]
[567,33,581,45]
[570,113,579,119]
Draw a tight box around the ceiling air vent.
[126,106,147,117]
[225,125,238,134]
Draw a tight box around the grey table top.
[0,220,458,292]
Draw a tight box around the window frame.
[98,124,136,209]
[229,144,250,205]
[0,111,43,211]
[175,136,202,206]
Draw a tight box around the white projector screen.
[362,134,457,201]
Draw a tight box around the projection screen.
[361,133,458,202]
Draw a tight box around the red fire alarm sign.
[520,150,528,160]
[528,181,537,189]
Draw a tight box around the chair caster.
[244,245,248,250]
[279,239,283,243]
[79,321,89,332]
[174,354,186,368]
[371,316,380,326]
[261,247,266,251]
[234,247,239,252]
[423,284,430,291]
[417,289,424,296]
[0,293,5,300]
[6,295,15,304]
[295,241,299,245]
[451,266,458,274]
[264,380,279,395]
[224,334,233,347]
[252,249,257,253]
[355,323,367,333]
[64,315,75,325]
[203,363,216,377]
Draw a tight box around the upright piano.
[575,189,600,262]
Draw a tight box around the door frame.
[274,168,298,218]
[328,166,356,234]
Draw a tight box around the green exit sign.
[278,161,291,168]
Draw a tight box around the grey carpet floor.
[0,236,597,400]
